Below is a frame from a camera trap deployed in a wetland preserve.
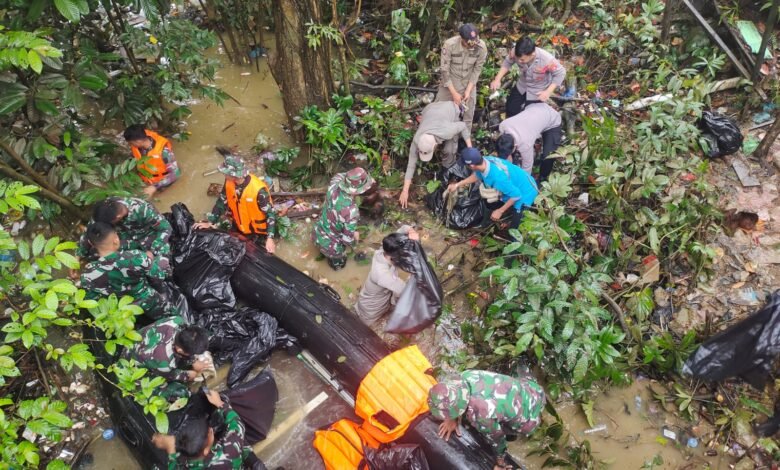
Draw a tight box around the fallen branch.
[349,81,436,93]
[0,162,86,219]
[600,291,634,342]
[271,188,326,197]
[286,208,319,219]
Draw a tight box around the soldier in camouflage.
[312,167,375,270]
[153,389,261,470]
[428,369,545,470]
[77,196,173,269]
[80,222,174,320]
[125,315,209,399]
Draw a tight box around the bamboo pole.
[750,0,778,83]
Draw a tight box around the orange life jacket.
[355,345,437,443]
[130,129,172,184]
[313,418,379,470]
[225,174,272,235]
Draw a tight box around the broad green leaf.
[44,290,58,310]
[27,50,43,74]
[54,0,82,22]
[155,412,169,433]
[32,234,46,256]
[648,227,659,254]
[42,410,72,428]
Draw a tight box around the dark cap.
[459,24,479,43]
[461,147,483,166]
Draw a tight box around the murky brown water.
[87,46,735,470]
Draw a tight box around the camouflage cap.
[338,167,375,195]
[218,155,248,178]
[428,378,470,420]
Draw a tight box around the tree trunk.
[512,0,543,22]
[270,0,334,131]
[331,0,351,95]
[757,116,780,162]
[417,0,442,74]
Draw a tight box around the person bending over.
[124,124,181,197]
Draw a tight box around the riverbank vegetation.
[1,0,779,467]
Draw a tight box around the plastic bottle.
[102,428,115,440]
[634,395,642,411]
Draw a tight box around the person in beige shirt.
[354,227,419,327]
[435,23,488,129]
[399,101,473,208]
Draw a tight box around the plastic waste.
[683,290,780,390]
[102,429,114,440]
[634,395,642,411]
[222,369,278,444]
[698,111,743,158]
[384,240,443,334]
[364,444,431,470]
[166,204,298,387]
[167,203,246,310]
[425,162,486,229]
[661,427,677,441]
[583,424,607,434]
[202,306,298,388]
[687,437,699,448]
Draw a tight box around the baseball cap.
[417,133,437,162]
[460,147,483,166]
[458,24,479,46]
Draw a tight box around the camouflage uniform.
[167,397,252,470]
[428,370,545,458]
[77,197,173,266]
[80,249,174,319]
[312,169,374,266]
[125,316,191,399]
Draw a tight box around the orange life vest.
[313,418,379,470]
[225,174,272,235]
[130,129,172,184]
[354,345,437,443]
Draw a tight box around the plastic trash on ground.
[384,240,443,334]
[698,111,743,158]
[425,162,486,229]
[683,290,780,390]
[364,444,431,470]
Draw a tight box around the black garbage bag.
[167,204,246,310]
[384,240,443,334]
[365,444,431,470]
[224,368,278,444]
[682,290,780,390]
[698,111,743,158]
[156,280,194,324]
[176,385,273,468]
[425,162,486,229]
[199,306,299,388]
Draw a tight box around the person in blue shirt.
[446,148,538,230]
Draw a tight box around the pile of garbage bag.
[683,290,780,390]
[166,203,298,388]
[365,444,430,470]
[698,111,743,158]
[425,162,486,229]
[385,239,443,334]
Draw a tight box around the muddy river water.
[80,48,735,469]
